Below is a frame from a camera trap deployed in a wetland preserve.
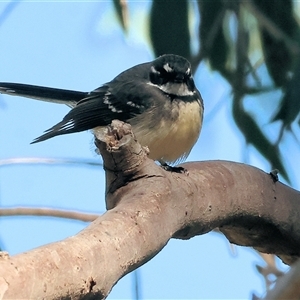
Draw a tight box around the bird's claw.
[160,163,188,174]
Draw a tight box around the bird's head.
[149,54,195,97]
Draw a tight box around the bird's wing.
[0,82,86,107]
[31,82,153,143]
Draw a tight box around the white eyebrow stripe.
[151,66,160,74]
[163,63,173,72]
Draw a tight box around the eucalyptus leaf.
[233,98,289,181]
[149,0,190,58]
[198,0,229,77]
[273,59,300,127]
[112,0,128,32]
[253,0,298,87]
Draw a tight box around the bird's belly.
[134,100,203,163]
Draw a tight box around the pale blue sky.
[0,1,294,299]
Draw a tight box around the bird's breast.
[133,99,203,163]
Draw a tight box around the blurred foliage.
[114,0,300,182]
[253,0,298,87]
[112,0,128,31]
[198,0,230,79]
[150,0,190,58]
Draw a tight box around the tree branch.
[0,121,299,299]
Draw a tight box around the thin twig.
[0,157,102,168]
[0,207,100,222]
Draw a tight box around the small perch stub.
[94,119,162,209]
[95,120,149,173]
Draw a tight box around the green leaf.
[149,0,190,58]
[253,0,299,87]
[233,97,289,182]
[113,0,128,32]
[198,0,229,76]
[273,59,300,126]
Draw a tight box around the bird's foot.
[160,162,188,174]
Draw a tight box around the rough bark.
[0,121,299,299]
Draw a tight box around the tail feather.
[30,118,79,144]
[0,82,87,107]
